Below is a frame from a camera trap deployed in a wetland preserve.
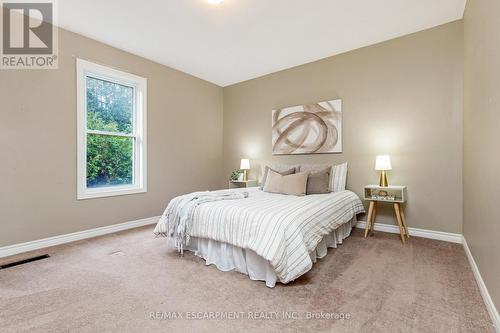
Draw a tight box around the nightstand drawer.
[363,185,406,203]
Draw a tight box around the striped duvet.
[157,188,364,284]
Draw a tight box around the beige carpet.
[0,226,494,332]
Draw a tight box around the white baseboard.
[356,221,498,330]
[0,216,160,258]
[355,221,463,243]
[463,238,500,332]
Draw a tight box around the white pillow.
[330,162,348,192]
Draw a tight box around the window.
[77,59,147,199]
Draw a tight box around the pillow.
[263,170,309,196]
[305,167,331,195]
[300,164,332,191]
[330,162,348,192]
[299,162,348,192]
[299,164,332,174]
[260,165,296,190]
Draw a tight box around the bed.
[154,187,365,287]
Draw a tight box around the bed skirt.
[184,216,357,288]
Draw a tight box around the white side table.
[229,180,258,189]
[363,185,409,244]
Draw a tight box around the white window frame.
[76,59,147,200]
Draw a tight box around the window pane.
[87,134,133,188]
[86,76,133,133]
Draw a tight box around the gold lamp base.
[379,170,389,187]
[242,170,248,182]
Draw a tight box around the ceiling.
[58,0,466,87]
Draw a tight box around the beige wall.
[463,0,500,311]
[222,21,464,233]
[0,28,223,247]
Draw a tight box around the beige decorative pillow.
[260,166,296,190]
[299,162,348,192]
[263,170,309,196]
[306,167,331,194]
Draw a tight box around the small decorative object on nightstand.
[229,180,258,189]
[363,185,409,244]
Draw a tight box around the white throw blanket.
[154,190,249,254]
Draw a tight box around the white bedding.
[156,187,364,284]
[186,217,356,287]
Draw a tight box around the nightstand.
[363,185,409,244]
[229,180,258,189]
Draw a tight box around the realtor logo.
[1,0,58,69]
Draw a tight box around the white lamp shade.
[240,159,250,170]
[375,155,392,171]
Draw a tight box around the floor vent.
[0,254,50,269]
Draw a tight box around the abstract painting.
[272,99,342,155]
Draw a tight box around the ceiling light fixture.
[206,0,223,4]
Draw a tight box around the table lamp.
[375,155,392,187]
[240,159,250,182]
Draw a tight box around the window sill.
[77,186,147,200]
